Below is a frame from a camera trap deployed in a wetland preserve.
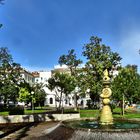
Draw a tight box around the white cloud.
[54,64,68,69]
[22,65,53,72]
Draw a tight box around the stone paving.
[2,121,140,140]
[1,121,60,140]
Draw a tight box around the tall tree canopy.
[59,49,82,76]
[47,72,76,110]
[59,49,82,110]
[0,47,21,106]
[112,65,140,104]
[82,36,122,102]
[32,83,46,107]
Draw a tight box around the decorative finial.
[103,69,110,81]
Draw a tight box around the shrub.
[86,100,93,109]
[0,104,5,112]
[9,106,24,115]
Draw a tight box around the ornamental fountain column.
[100,69,113,125]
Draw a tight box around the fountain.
[99,69,113,125]
[45,69,140,140]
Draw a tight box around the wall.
[0,113,80,124]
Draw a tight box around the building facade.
[22,65,119,108]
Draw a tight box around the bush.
[86,100,93,109]
[0,104,5,112]
[9,106,24,115]
[110,103,116,112]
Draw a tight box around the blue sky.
[0,0,140,72]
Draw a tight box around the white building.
[21,65,100,108]
[32,71,56,107]
[20,69,34,85]
[32,69,77,108]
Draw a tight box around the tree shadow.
[14,114,56,139]
[0,113,57,139]
[41,124,75,140]
[0,122,34,139]
[13,122,38,140]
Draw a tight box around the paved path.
[1,121,60,140]
[2,122,140,140]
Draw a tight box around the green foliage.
[59,49,82,110]
[48,72,76,94]
[112,65,140,103]
[59,49,82,76]
[86,100,93,109]
[47,72,76,109]
[33,83,46,107]
[0,47,22,106]
[9,106,24,115]
[18,87,30,103]
[81,36,122,102]
[80,109,99,118]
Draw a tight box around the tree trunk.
[121,94,125,116]
[4,99,7,108]
[59,91,62,110]
[74,94,78,111]
[122,93,125,116]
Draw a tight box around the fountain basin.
[44,119,140,140]
[64,119,140,130]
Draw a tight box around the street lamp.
[31,91,34,113]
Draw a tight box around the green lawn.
[0,107,140,120]
[0,111,9,116]
[80,108,140,119]
[0,107,78,115]
[0,106,53,116]
[24,109,47,114]
[80,109,99,118]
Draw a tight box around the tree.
[18,87,30,105]
[47,72,76,111]
[32,83,46,107]
[82,36,122,103]
[0,47,22,106]
[59,49,82,110]
[0,47,13,66]
[59,49,82,75]
[112,65,140,115]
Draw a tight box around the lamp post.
[31,91,34,113]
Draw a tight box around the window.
[50,98,53,104]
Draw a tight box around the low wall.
[0,113,80,124]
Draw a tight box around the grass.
[0,111,9,116]
[25,109,47,114]
[0,107,78,115]
[80,109,99,118]
[0,109,47,116]
[124,113,140,118]
[113,108,140,119]
[0,107,140,120]
[80,107,140,119]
